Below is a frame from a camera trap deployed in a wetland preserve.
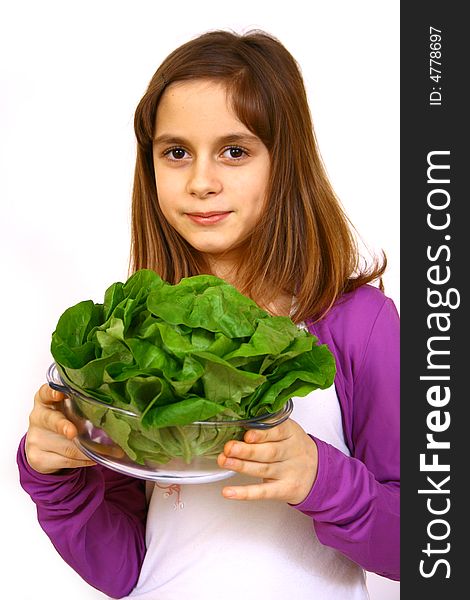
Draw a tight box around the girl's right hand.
[25,383,97,474]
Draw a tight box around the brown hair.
[130,29,386,322]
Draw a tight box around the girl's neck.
[207,257,293,318]
[208,257,238,286]
[262,292,293,318]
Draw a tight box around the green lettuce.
[51,270,336,464]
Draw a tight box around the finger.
[36,385,78,438]
[28,429,88,458]
[243,419,294,444]
[222,481,280,501]
[35,404,78,438]
[36,383,65,407]
[26,435,97,473]
[36,450,97,473]
[218,453,279,480]
[60,439,96,463]
[222,439,286,463]
[84,440,125,459]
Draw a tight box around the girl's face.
[153,80,270,274]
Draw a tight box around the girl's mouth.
[186,211,232,225]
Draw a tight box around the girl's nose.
[186,159,223,199]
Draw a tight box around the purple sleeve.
[294,294,400,580]
[17,436,147,598]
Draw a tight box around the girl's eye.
[164,147,188,160]
[222,146,247,160]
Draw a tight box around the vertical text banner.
[401,2,467,598]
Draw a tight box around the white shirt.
[125,384,368,600]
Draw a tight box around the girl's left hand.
[217,419,318,505]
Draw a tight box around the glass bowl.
[46,363,293,484]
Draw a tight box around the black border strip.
[401,3,467,597]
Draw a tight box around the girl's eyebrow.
[153,132,261,146]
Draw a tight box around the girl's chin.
[195,248,237,261]
[189,243,242,264]
[188,239,239,256]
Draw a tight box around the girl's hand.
[217,419,318,505]
[25,383,96,474]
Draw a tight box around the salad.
[50,270,336,464]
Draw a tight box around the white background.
[1,1,399,599]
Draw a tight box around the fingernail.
[224,488,236,497]
[229,443,239,454]
[63,426,68,436]
[224,457,235,467]
[52,390,59,399]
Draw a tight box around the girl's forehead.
[158,80,231,113]
[164,78,229,95]
[155,80,246,135]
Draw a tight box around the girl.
[18,30,399,599]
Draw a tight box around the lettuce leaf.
[51,269,336,464]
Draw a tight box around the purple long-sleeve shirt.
[17,284,400,597]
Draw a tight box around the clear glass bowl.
[46,363,293,484]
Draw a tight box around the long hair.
[130,29,386,322]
